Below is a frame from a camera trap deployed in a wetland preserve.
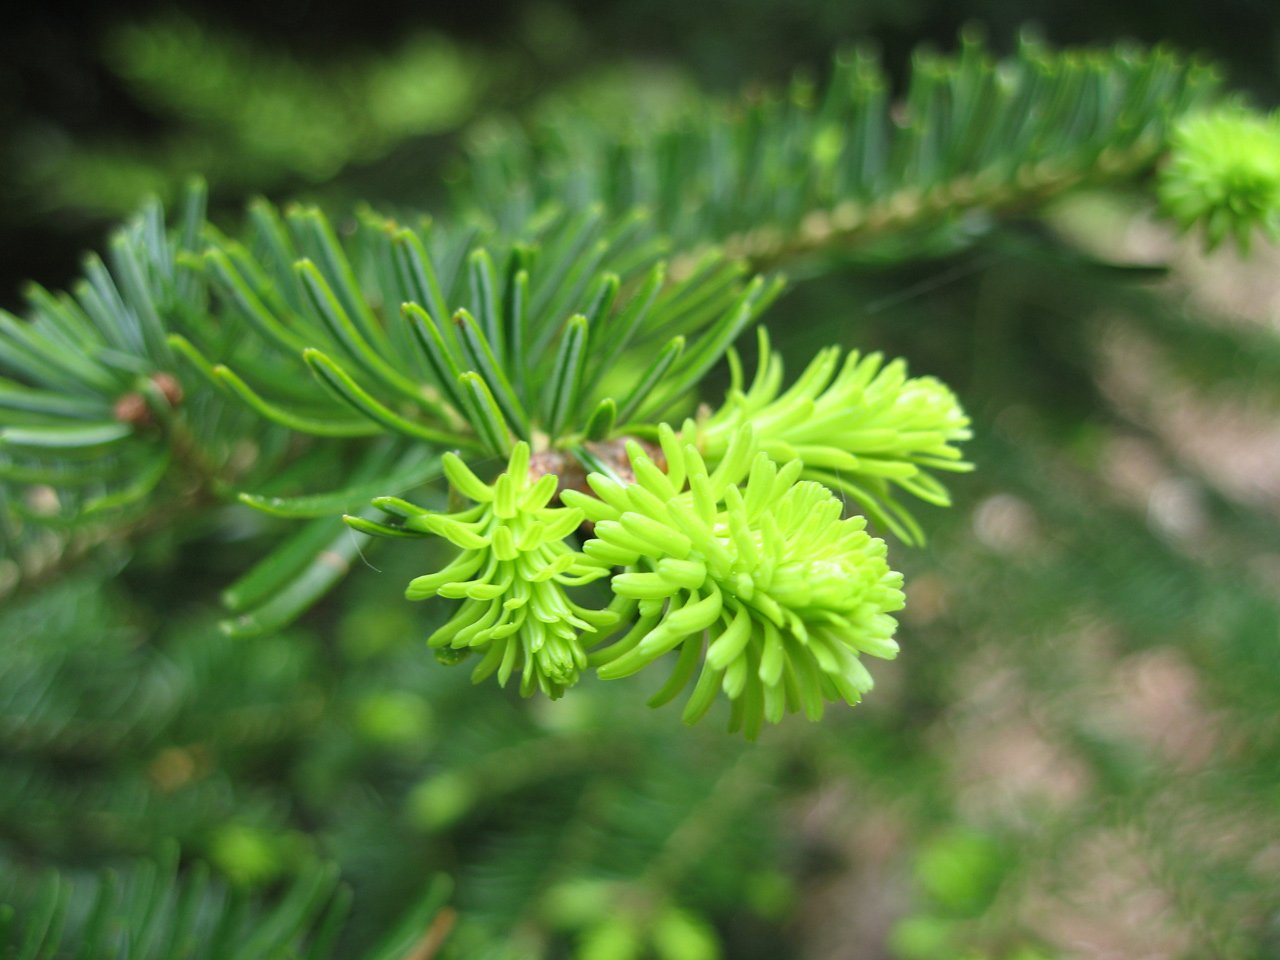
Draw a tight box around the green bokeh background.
[2,3,1279,958]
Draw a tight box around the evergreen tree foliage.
[2,28,1279,959]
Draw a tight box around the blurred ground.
[789,209,1280,959]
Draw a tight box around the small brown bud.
[527,437,666,503]
[152,372,183,407]
[113,373,183,426]
[113,392,151,426]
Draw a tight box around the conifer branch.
[460,34,1222,272]
[0,35,1250,717]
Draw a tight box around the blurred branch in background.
[22,16,487,214]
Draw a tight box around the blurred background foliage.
[2,1,1279,958]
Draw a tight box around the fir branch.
[459,33,1222,273]
[0,35,1242,653]
[0,846,457,960]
